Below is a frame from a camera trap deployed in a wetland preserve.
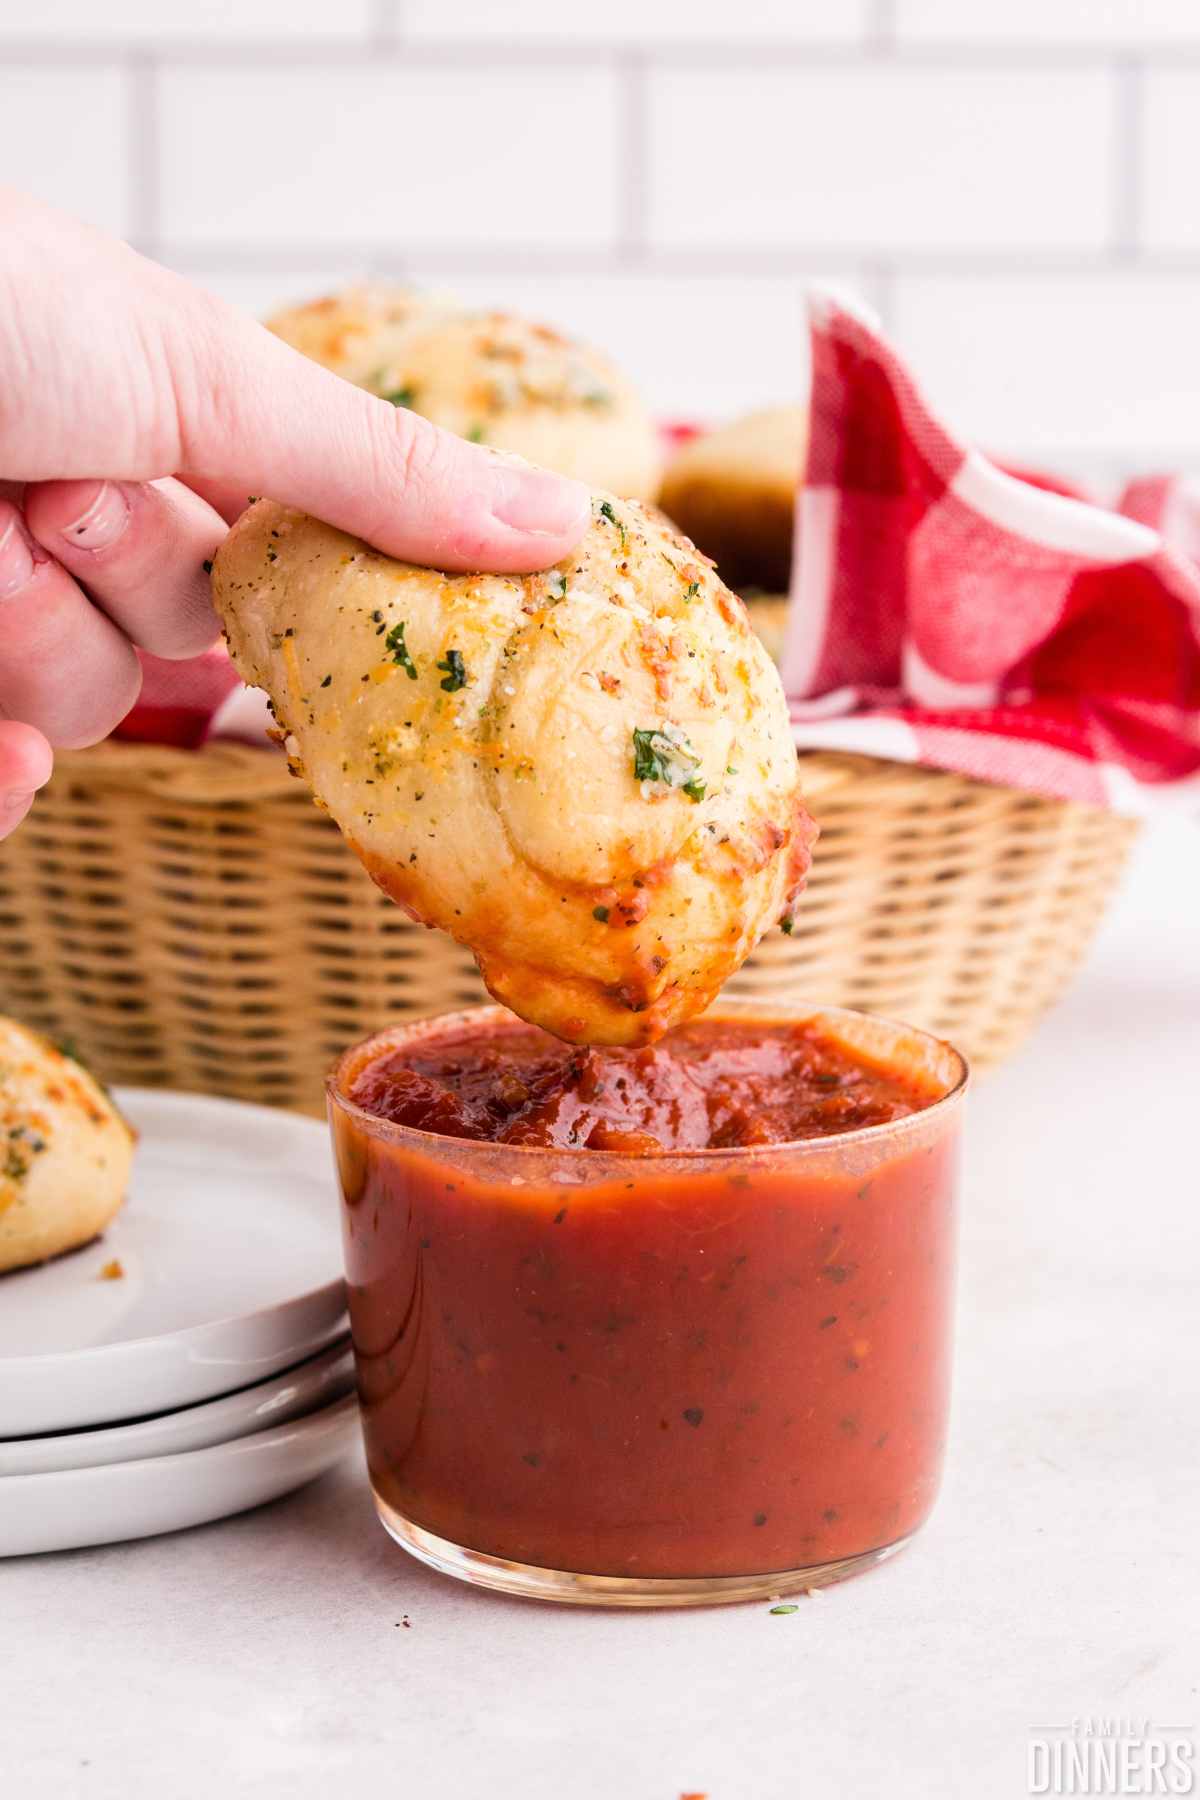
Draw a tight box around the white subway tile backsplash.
[0,0,372,42]
[4,0,1200,459]
[158,66,621,251]
[403,0,869,45]
[1141,71,1200,253]
[892,274,1200,459]
[647,66,1115,253]
[897,0,1200,47]
[0,67,130,236]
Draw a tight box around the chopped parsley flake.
[632,725,706,802]
[385,621,418,680]
[592,905,610,923]
[598,499,627,550]
[546,570,567,601]
[684,581,700,601]
[780,915,795,936]
[437,649,467,692]
[769,1604,800,1616]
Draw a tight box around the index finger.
[0,720,53,839]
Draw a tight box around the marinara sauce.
[329,1003,965,1598]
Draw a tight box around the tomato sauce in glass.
[330,1006,964,1585]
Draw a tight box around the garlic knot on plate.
[213,494,814,1045]
[0,1020,134,1274]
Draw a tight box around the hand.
[0,190,591,839]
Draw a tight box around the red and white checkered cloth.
[118,288,1200,813]
[781,288,1200,813]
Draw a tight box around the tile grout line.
[7,42,1200,69]
[156,245,1200,277]
[127,52,160,256]
[868,0,897,52]
[371,0,399,49]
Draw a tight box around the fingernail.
[1,791,34,813]
[61,481,130,551]
[0,515,34,600]
[489,467,591,538]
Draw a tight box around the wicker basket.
[0,741,1137,1114]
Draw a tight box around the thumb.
[0,720,53,841]
[173,295,592,573]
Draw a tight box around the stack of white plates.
[0,1089,359,1556]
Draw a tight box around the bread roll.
[743,595,789,664]
[265,283,442,379]
[658,407,806,593]
[0,1021,133,1275]
[214,495,813,1046]
[269,285,662,501]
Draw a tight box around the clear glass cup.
[327,1000,967,1608]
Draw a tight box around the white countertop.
[5,818,1199,1800]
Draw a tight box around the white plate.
[0,1392,360,1557]
[0,1337,355,1476]
[0,1088,346,1436]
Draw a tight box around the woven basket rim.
[50,738,1103,818]
[4,733,1139,1104]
